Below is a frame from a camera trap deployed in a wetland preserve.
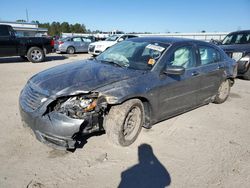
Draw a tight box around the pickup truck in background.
[218,30,250,80]
[0,24,54,63]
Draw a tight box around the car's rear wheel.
[105,99,144,146]
[213,79,230,104]
[242,67,250,80]
[66,46,75,54]
[27,47,45,63]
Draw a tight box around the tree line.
[16,20,89,36]
[38,21,88,36]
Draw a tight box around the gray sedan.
[55,36,92,54]
[19,37,237,149]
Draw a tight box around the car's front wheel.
[27,47,45,63]
[213,79,231,104]
[105,99,144,146]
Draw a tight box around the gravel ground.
[0,53,249,188]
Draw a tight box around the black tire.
[213,79,230,104]
[105,99,144,146]
[243,67,250,80]
[26,47,45,63]
[66,46,75,54]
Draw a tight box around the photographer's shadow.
[119,143,171,188]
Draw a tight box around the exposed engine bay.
[54,96,97,119]
[44,93,108,136]
[47,92,107,120]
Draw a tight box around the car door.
[0,25,17,56]
[72,37,82,52]
[157,44,201,120]
[81,37,91,52]
[196,45,224,104]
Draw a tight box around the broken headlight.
[53,94,98,119]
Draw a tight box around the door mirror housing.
[117,38,124,42]
[163,66,185,75]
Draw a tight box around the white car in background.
[88,34,138,55]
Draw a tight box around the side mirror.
[210,39,221,45]
[163,66,185,75]
[118,38,124,42]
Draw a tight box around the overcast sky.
[0,0,249,33]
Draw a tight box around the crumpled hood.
[29,60,141,97]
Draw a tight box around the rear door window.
[198,46,221,65]
[81,37,91,42]
[73,37,82,42]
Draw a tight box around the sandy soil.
[0,53,250,188]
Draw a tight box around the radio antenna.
[26,9,29,22]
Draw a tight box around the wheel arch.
[67,46,75,51]
[105,96,153,128]
[26,45,44,54]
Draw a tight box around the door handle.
[191,71,200,76]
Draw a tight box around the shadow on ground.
[118,143,171,188]
[0,55,67,64]
[67,131,105,152]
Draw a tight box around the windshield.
[222,33,250,45]
[105,35,119,41]
[96,40,169,70]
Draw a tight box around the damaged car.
[19,37,237,149]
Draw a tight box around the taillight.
[50,40,55,47]
[58,41,64,45]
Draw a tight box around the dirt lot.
[0,53,250,188]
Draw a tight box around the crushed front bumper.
[19,103,85,149]
[19,101,101,149]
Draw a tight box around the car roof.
[122,34,138,36]
[129,36,208,45]
[0,24,11,28]
[228,30,250,35]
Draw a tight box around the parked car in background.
[19,37,237,150]
[88,34,138,56]
[219,30,250,79]
[94,32,110,41]
[0,24,54,63]
[55,36,93,54]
